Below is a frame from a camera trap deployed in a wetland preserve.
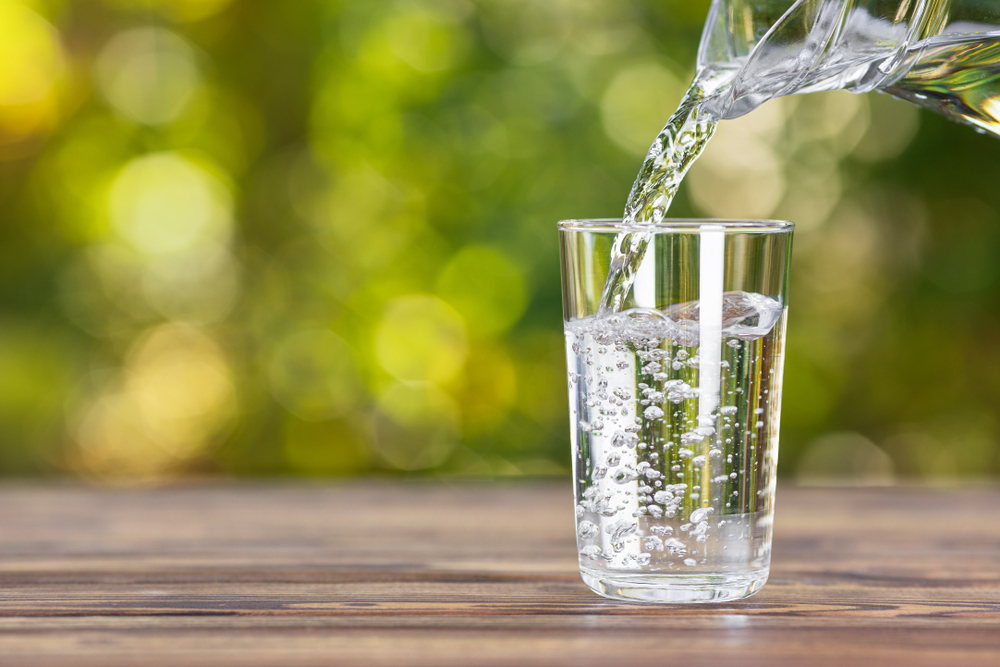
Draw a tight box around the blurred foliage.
[0,0,998,482]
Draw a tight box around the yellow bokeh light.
[437,245,528,337]
[853,93,920,163]
[0,2,63,106]
[75,391,176,481]
[601,62,683,156]
[142,245,241,323]
[96,27,200,126]
[792,90,869,146]
[311,167,423,269]
[375,295,468,384]
[384,6,469,74]
[0,1,65,149]
[125,324,235,452]
[75,324,236,480]
[109,152,233,257]
[687,115,787,220]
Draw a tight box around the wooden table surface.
[0,483,998,666]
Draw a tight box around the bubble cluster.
[567,292,785,575]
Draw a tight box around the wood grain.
[0,483,998,666]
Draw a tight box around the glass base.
[580,566,768,603]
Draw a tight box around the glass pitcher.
[696,0,1000,136]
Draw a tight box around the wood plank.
[0,483,998,665]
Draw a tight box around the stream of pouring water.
[600,25,1000,318]
[597,82,720,316]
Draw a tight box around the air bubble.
[689,507,714,523]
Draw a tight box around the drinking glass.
[559,219,793,603]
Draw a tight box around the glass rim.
[557,218,795,234]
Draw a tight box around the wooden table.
[0,483,998,666]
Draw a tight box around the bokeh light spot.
[0,3,63,106]
[143,245,241,323]
[96,28,200,126]
[385,7,468,74]
[76,391,172,481]
[312,167,422,270]
[688,117,786,219]
[125,324,236,454]
[0,2,64,149]
[601,62,682,155]
[109,152,233,257]
[75,324,235,480]
[853,93,920,162]
[437,245,527,336]
[375,295,468,383]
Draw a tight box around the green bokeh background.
[1,0,998,482]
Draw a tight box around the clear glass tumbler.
[559,219,793,603]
